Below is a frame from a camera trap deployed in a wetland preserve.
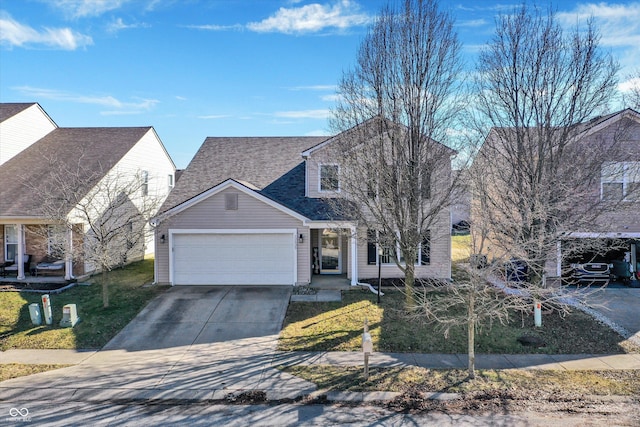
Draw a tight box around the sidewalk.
[2,349,640,370]
[1,348,639,405]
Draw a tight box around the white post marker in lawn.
[534,301,542,327]
[41,294,53,325]
[362,318,373,380]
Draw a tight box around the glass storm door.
[320,229,341,274]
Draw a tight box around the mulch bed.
[0,280,77,293]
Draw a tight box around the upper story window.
[141,170,149,196]
[167,174,174,191]
[319,164,340,192]
[601,162,640,202]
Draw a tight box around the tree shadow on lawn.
[280,288,636,354]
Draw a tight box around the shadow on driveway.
[102,286,292,351]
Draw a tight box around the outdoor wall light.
[160,234,166,244]
[299,233,304,243]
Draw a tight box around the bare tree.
[624,69,640,110]
[329,0,466,305]
[406,3,625,379]
[29,154,160,308]
[471,2,620,283]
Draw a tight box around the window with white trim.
[601,162,640,202]
[141,170,149,196]
[319,164,340,192]
[4,225,17,262]
[367,230,430,266]
[168,174,174,191]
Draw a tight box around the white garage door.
[172,233,295,285]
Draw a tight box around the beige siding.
[356,209,452,280]
[306,152,342,199]
[155,187,310,285]
[0,104,56,165]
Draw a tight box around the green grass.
[451,235,472,262]
[0,364,71,382]
[0,259,167,351]
[280,365,640,395]
[279,289,637,354]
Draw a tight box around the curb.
[0,386,459,405]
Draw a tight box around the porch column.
[350,226,358,286]
[556,240,562,277]
[16,224,25,280]
[65,226,73,280]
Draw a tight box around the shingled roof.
[0,127,153,218]
[0,103,38,122]
[159,136,327,214]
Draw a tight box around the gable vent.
[225,193,238,210]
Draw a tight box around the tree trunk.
[405,262,416,308]
[467,290,476,379]
[102,268,110,308]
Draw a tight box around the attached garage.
[170,230,297,285]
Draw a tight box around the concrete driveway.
[103,285,292,351]
[585,288,640,340]
[0,285,316,398]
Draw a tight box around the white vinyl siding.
[0,104,56,165]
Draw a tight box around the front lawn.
[278,289,638,354]
[0,259,167,351]
[280,365,640,395]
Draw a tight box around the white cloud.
[247,0,371,34]
[107,17,149,33]
[185,23,244,31]
[320,93,341,102]
[0,12,93,50]
[557,3,640,48]
[273,109,330,119]
[46,0,130,18]
[457,19,487,28]
[619,76,640,93]
[13,86,158,114]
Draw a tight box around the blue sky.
[1,1,639,168]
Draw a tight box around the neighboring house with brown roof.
[0,103,176,280]
[152,127,453,287]
[471,108,640,284]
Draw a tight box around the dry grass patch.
[0,363,71,382]
[280,365,640,396]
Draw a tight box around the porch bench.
[34,260,65,276]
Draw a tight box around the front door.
[320,229,341,274]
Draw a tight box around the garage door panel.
[172,233,295,285]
